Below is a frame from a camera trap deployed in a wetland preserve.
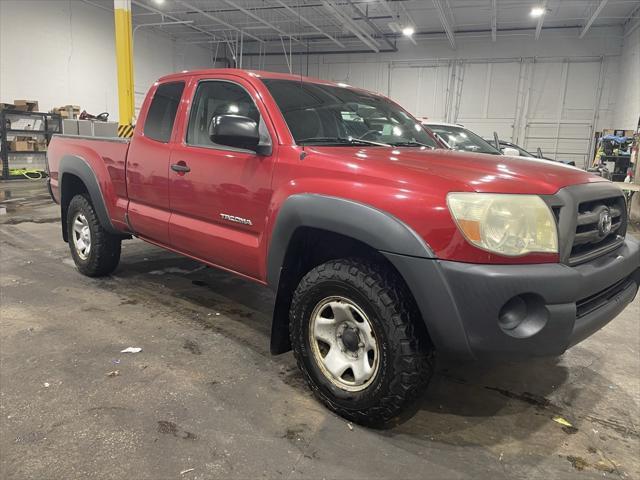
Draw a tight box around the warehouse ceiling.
[86,0,640,54]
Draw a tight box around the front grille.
[568,195,627,265]
[576,276,631,318]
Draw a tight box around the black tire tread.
[289,258,434,425]
[67,194,121,277]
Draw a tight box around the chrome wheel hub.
[72,213,91,260]
[309,296,379,392]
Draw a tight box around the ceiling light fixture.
[530,6,546,18]
[153,0,165,5]
[402,26,415,37]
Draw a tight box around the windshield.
[263,79,439,148]
[427,124,501,155]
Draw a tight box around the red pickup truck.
[47,69,640,425]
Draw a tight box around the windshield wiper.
[389,141,435,149]
[298,136,389,147]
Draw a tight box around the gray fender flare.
[59,155,119,237]
[266,194,439,354]
[266,193,434,289]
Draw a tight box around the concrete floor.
[0,179,638,480]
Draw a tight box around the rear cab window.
[144,82,185,143]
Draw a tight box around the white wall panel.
[563,62,600,121]
[415,66,450,121]
[615,27,640,130]
[487,63,520,119]
[528,62,565,121]
[389,68,420,116]
[457,63,488,119]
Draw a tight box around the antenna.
[297,0,305,153]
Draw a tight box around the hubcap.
[72,213,91,260]
[309,296,379,392]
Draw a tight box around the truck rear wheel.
[289,258,433,426]
[66,194,121,277]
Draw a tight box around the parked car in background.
[47,70,640,426]
[422,121,520,156]
[485,138,576,166]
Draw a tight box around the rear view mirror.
[209,115,270,155]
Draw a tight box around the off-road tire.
[289,258,434,426]
[67,194,121,277]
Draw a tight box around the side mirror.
[502,147,520,157]
[209,115,270,154]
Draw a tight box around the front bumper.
[384,236,640,360]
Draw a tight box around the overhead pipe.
[241,48,397,57]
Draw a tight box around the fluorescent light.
[530,6,546,17]
[402,26,415,37]
[153,0,165,4]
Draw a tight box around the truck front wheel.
[289,258,433,426]
[66,194,121,277]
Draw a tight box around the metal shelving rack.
[0,109,62,180]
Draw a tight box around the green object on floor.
[8,168,44,179]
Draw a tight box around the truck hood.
[320,147,607,195]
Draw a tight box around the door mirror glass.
[502,147,520,157]
[209,115,261,152]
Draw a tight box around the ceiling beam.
[491,0,497,41]
[535,0,548,40]
[131,0,221,42]
[322,0,380,52]
[273,0,345,48]
[222,0,286,35]
[346,0,396,51]
[580,0,609,38]
[624,3,640,37]
[432,0,456,49]
[177,0,264,43]
[377,0,395,18]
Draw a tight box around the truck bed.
[47,133,131,233]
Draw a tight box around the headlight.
[447,193,558,256]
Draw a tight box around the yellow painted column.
[114,0,135,136]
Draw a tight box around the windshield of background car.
[263,79,439,148]
[513,145,536,157]
[427,124,501,155]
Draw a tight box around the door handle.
[171,163,191,173]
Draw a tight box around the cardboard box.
[9,140,35,152]
[35,141,48,152]
[52,105,81,119]
[13,99,39,112]
[0,102,15,111]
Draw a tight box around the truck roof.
[157,68,351,89]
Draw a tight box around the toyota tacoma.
[46,69,640,425]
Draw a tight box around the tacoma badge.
[220,213,253,226]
